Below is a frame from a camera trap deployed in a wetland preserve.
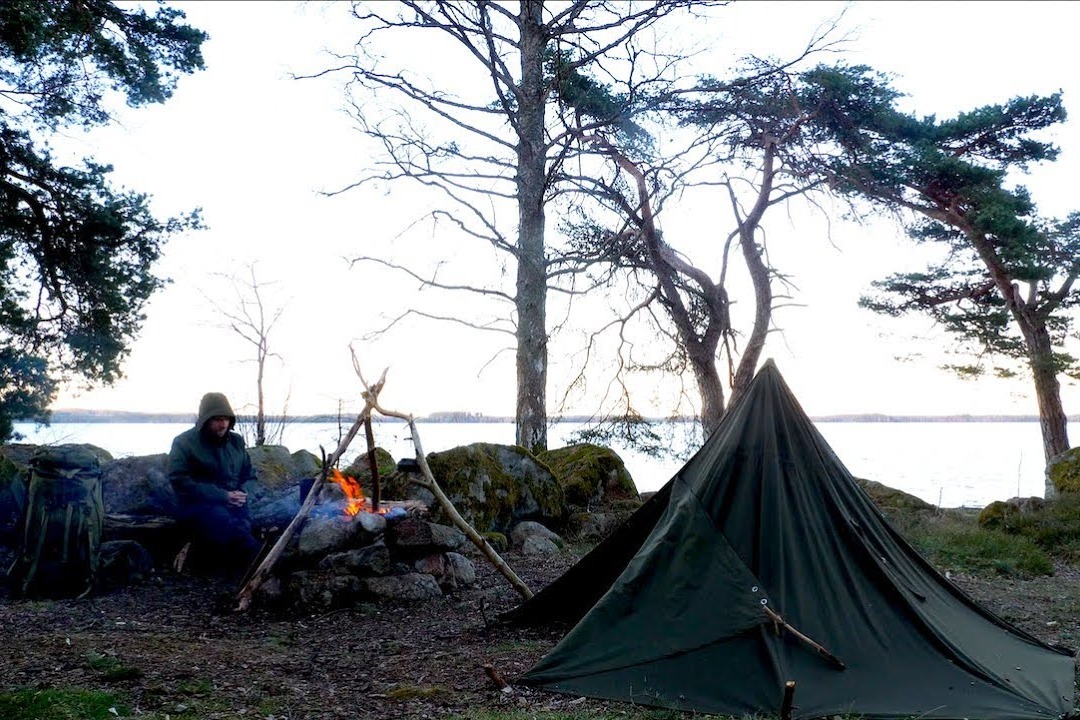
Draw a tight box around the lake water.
[11,419,1052,509]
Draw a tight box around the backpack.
[7,445,104,599]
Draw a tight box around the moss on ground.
[0,688,127,720]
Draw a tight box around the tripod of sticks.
[233,347,533,612]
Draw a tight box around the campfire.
[328,468,366,516]
[326,467,413,519]
[233,358,532,613]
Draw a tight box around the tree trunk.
[256,339,267,446]
[729,142,777,409]
[691,353,726,437]
[729,232,771,409]
[1027,325,1070,496]
[514,0,549,453]
[966,231,1070,493]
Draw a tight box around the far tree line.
[0,1,1076,497]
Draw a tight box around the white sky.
[49,0,1080,421]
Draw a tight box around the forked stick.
[234,352,533,611]
[350,349,534,601]
[233,369,385,611]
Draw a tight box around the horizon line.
[38,409,1077,424]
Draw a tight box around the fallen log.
[104,513,178,532]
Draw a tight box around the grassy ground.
[3,493,1079,720]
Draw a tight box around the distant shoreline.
[37,411,1078,424]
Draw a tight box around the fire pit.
[252,468,465,611]
[300,469,421,520]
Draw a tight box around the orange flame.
[329,468,365,516]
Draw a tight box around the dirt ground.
[2,543,1079,720]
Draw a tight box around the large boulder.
[341,447,398,490]
[98,446,321,527]
[421,443,566,533]
[248,445,320,490]
[0,443,42,471]
[246,445,321,529]
[0,448,27,544]
[539,443,639,510]
[1048,447,1080,495]
[855,477,935,514]
[978,496,1047,529]
[102,454,175,516]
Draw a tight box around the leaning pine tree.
[799,65,1080,490]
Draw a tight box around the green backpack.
[7,445,104,599]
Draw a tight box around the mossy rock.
[248,445,321,490]
[0,450,25,543]
[978,496,1045,529]
[981,492,1080,560]
[978,500,1010,529]
[342,448,398,490]
[425,443,565,533]
[481,531,508,552]
[375,471,421,502]
[855,477,935,514]
[1048,447,1080,494]
[538,443,639,510]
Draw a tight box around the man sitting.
[167,392,261,582]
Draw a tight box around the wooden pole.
[763,605,845,670]
[363,414,381,512]
[350,348,534,600]
[233,394,377,611]
[780,680,797,720]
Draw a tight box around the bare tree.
[310,0,720,452]
[550,39,848,436]
[205,264,289,446]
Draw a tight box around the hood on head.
[197,392,236,431]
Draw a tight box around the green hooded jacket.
[167,392,256,507]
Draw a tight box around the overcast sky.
[49,0,1080,421]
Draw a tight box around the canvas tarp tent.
[511,360,1075,719]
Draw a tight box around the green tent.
[512,360,1075,719]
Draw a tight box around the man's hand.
[226,490,248,507]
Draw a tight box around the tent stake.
[780,680,797,720]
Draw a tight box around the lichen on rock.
[1048,447,1080,495]
[424,443,565,533]
[538,443,639,510]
